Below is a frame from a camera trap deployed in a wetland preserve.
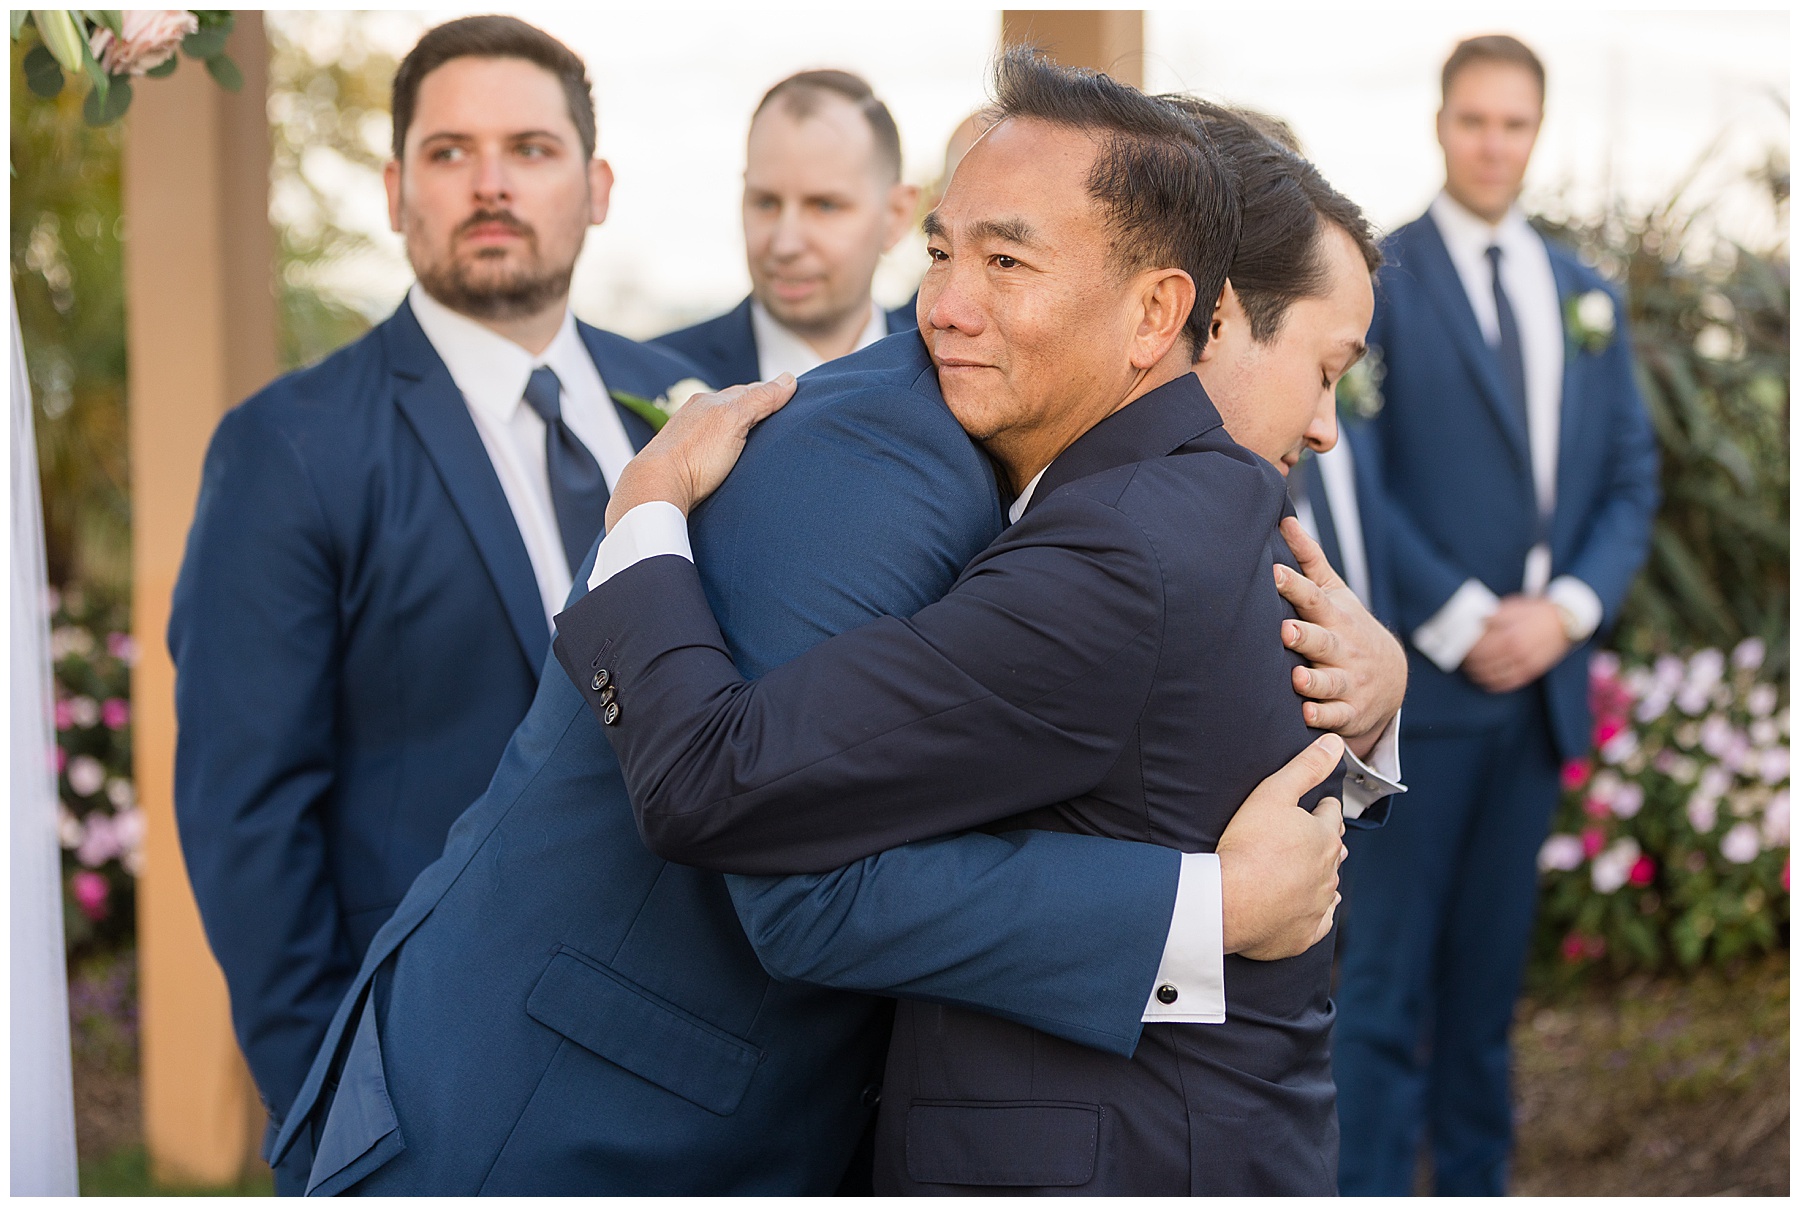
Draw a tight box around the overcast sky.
[285,6,1790,340]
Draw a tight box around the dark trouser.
[1333,688,1563,1196]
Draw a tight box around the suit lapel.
[1411,217,1532,475]
[577,324,661,452]
[1546,250,1584,549]
[385,304,549,671]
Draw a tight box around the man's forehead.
[746,94,883,181]
[412,56,574,133]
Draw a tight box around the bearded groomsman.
[168,17,703,1188]
[655,70,918,383]
[1334,34,1660,1195]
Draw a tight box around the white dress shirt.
[1292,441,1372,606]
[592,455,1404,1025]
[1410,194,1604,671]
[410,283,639,629]
[749,297,889,381]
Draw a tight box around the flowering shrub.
[1536,639,1789,975]
[50,586,140,956]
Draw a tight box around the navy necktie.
[1486,244,1530,435]
[521,366,609,576]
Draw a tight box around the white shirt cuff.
[1546,575,1603,643]
[1411,578,1500,672]
[1143,852,1225,1024]
[1342,709,1405,819]
[588,501,693,590]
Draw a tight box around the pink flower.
[76,812,120,868]
[1560,933,1587,963]
[1581,827,1606,858]
[1721,822,1761,865]
[1583,796,1612,819]
[89,10,198,77]
[54,699,74,731]
[101,697,130,730]
[55,746,66,774]
[1627,855,1655,887]
[70,870,109,921]
[106,632,138,664]
[1594,717,1624,747]
[1562,759,1593,792]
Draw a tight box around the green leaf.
[83,10,122,37]
[144,54,178,79]
[82,75,131,126]
[23,43,66,98]
[611,391,670,431]
[182,27,229,59]
[205,53,242,92]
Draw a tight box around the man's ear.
[883,181,922,251]
[1129,268,1197,371]
[384,159,403,234]
[588,158,616,226]
[1197,279,1242,365]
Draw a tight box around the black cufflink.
[1156,984,1179,1005]
[591,669,611,692]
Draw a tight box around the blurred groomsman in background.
[1333,34,1660,1195]
[655,70,918,384]
[167,17,702,1188]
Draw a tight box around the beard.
[409,208,577,321]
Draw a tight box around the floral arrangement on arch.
[49,587,142,954]
[13,10,239,126]
[1535,639,1789,974]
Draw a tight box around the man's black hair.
[990,47,1242,358]
[392,15,596,160]
[1162,96,1382,343]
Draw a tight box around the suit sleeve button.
[591,669,611,692]
[860,1084,881,1108]
[602,701,620,726]
[600,685,617,706]
[1156,984,1179,1005]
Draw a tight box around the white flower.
[1699,714,1732,758]
[111,807,145,855]
[1699,763,1732,798]
[1758,746,1789,786]
[1674,722,1701,750]
[1634,688,1671,724]
[124,849,146,878]
[1599,728,1640,766]
[1610,782,1645,819]
[657,378,712,415]
[1720,821,1761,864]
[1588,769,1622,804]
[1747,684,1778,720]
[1732,637,1767,672]
[1591,838,1641,893]
[1576,290,1616,338]
[1676,685,1713,716]
[1761,791,1789,848]
[105,778,137,809]
[1653,654,1687,692]
[57,806,85,850]
[76,813,120,868]
[67,696,100,729]
[66,754,106,797]
[1687,792,1719,834]
[1694,324,1736,361]
[50,626,95,659]
[1751,720,1778,747]
[1538,834,1585,872]
[1591,651,1622,681]
[89,10,198,78]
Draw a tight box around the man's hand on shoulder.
[604,375,796,532]
[1217,733,1346,961]
[1275,517,1407,759]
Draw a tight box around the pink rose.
[1594,718,1624,747]
[1627,855,1655,887]
[102,698,131,730]
[89,10,198,77]
[54,699,73,731]
[1562,758,1593,792]
[1581,827,1606,858]
[1583,796,1612,819]
[70,870,110,921]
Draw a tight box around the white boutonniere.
[1566,289,1617,354]
[1336,344,1386,420]
[611,377,713,431]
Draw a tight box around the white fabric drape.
[11,283,81,1194]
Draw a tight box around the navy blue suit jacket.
[168,300,696,1139]
[268,334,1183,1195]
[571,370,1344,1193]
[653,294,917,388]
[1366,215,1659,757]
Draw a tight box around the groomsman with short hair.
[1333,33,1660,1195]
[655,70,918,384]
[168,18,702,1186]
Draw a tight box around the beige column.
[1001,9,1146,88]
[123,13,278,1187]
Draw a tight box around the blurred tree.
[1541,149,1791,675]
[11,37,130,594]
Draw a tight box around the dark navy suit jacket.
[1365,216,1659,757]
[268,333,1184,1195]
[167,300,695,1142]
[1295,419,1397,629]
[653,294,917,388]
[572,369,1344,1193]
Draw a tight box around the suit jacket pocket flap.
[526,947,763,1117]
[906,1100,1100,1188]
